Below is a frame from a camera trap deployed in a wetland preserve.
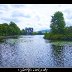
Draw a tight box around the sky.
[0,4,72,31]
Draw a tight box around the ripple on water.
[0,35,72,67]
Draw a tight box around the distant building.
[25,27,33,35]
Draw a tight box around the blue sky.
[0,4,72,31]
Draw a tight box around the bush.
[44,32,72,41]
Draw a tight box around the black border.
[0,3,72,72]
[0,68,72,72]
[0,0,72,4]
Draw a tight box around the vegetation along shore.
[44,11,72,41]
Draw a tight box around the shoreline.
[0,35,19,41]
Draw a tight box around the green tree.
[0,22,21,36]
[0,24,3,36]
[50,11,65,34]
[0,23,9,36]
[65,26,72,34]
[9,21,20,35]
[21,29,26,35]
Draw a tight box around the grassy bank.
[0,35,19,42]
[44,32,72,41]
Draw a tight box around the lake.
[0,35,72,68]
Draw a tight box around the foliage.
[9,21,21,35]
[65,26,72,34]
[44,32,72,41]
[21,29,27,35]
[32,32,38,35]
[32,31,44,35]
[44,11,72,41]
[0,21,21,36]
[50,11,65,34]
[37,31,44,35]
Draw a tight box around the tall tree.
[50,11,65,34]
[9,21,20,35]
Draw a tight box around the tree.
[9,21,20,35]
[38,31,43,35]
[21,29,26,35]
[50,11,65,34]
[65,26,72,34]
[2,23,9,36]
[0,23,9,36]
[0,21,21,36]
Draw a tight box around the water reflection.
[0,45,3,67]
[51,45,64,67]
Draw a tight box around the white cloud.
[0,4,72,31]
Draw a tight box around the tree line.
[0,21,44,37]
[0,21,21,36]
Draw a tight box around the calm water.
[0,35,72,68]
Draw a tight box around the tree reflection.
[0,45,3,67]
[51,44,64,67]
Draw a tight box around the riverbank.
[0,35,19,41]
[44,33,72,41]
